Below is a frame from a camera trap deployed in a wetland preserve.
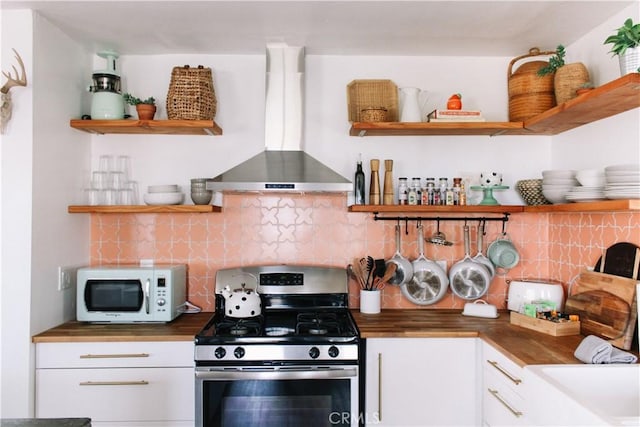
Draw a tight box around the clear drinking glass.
[91,171,108,189]
[109,171,125,190]
[98,155,114,172]
[126,181,139,205]
[116,155,132,180]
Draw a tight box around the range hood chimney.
[207,44,352,193]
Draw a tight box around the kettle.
[222,283,262,318]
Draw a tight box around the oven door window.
[202,378,352,427]
[84,279,143,312]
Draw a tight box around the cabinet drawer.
[482,343,524,393]
[36,367,194,422]
[483,369,527,426]
[36,341,193,368]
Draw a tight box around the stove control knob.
[328,346,340,358]
[214,347,226,359]
[234,347,245,359]
[309,347,320,359]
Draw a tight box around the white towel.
[574,335,638,364]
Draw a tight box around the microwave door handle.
[144,278,150,314]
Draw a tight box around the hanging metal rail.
[372,213,510,234]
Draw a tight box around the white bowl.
[143,192,184,205]
[148,184,180,193]
[542,178,579,186]
[575,175,606,188]
[542,170,576,179]
[542,188,570,204]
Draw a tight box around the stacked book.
[427,109,485,122]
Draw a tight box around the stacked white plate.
[566,168,606,202]
[541,170,578,204]
[144,184,184,205]
[604,164,640,200]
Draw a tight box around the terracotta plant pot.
[136,104,156,120]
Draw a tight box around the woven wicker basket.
[554,63,590,104]
[508,48,557,122]
[166,65,217,120]
[347,80,398,122]
[516,179,550,205]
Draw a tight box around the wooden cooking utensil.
[564,290,630,339]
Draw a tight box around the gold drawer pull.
[80,353,150,359]
[487,360,522,385]
[488,388,523,418]
[80,380,149,386]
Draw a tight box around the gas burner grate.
[296,312,342,336]
[214,316,263,337]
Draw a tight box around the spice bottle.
[426,178,435,205]
[408,177,421,205]
[459,181,467,206]
[453,177,462,206]
[398,177,408,205]
[438,178,448,205]
[354,155,365,205]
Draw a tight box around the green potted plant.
[537,45,590,104]
[123,93,157,120]
[604,18,640,75]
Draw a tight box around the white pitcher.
[399,87,428,122]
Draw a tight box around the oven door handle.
[195,367,358,381]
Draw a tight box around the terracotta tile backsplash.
[91,194,640,312]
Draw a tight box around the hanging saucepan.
[449,224,491,300]
[401,223,449,305]
[385,224,414,286]
[472,221,495,279]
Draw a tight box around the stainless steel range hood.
[207,44,351,193]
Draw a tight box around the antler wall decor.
[1,48,28,134]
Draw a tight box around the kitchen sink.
[525,364,640,426]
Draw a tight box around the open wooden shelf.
[523,199,640,213]
[70,119,223,136]
[350,73,640,137]
[523,73,640,135]
[350,121,526,137]
[68,205,222,214]
[349,199,640,214]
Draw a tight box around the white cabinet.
[35,341,194,426]
[364,338,479,426]
[481,342,529,426]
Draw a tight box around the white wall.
[551,3,640,169]
[1,10,91,418]
[1,9,35,418]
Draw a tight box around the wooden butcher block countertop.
[352,309,593,366]
[33,310,636,367]
[32,312,212,343]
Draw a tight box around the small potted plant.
[123,93,157,120]
[604,18,640,75]
[537,45,590,104]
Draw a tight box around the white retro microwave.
[77,264,187,323]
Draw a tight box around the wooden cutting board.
[569,270,638,350]
[564,290,630,339]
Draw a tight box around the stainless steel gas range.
[195,265,361,427]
